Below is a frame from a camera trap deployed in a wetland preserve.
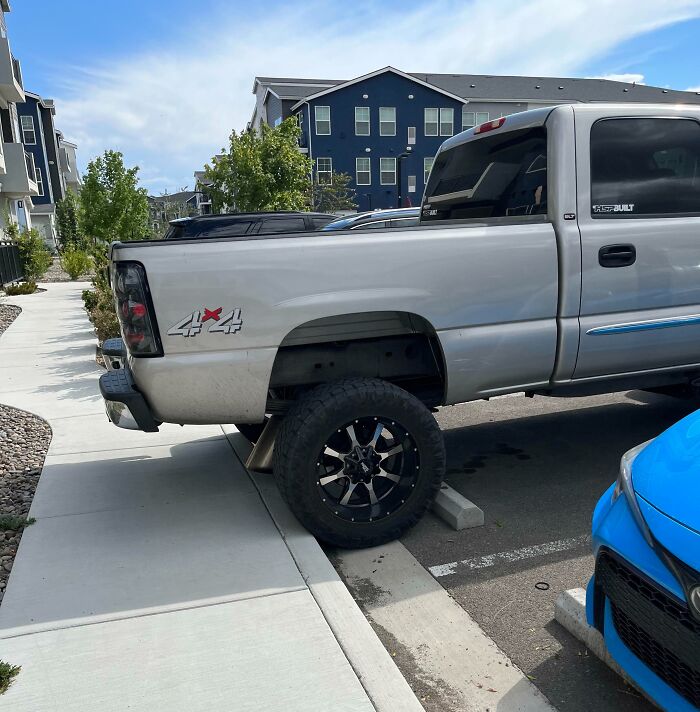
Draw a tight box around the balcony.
[0,37,23,104]
[2,143,38,197]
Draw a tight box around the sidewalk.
[0,283,420,711]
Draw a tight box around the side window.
[258,217,307,234]
[353,220,387,230]
[591,117,700,218]
[423,126,547,223]
[311,216,333,229]
[196,221,252,238]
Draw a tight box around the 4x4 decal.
[168,307,242,338]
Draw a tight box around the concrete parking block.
[0,589,374,712]
[432,482,485,530]
[554,588,637,689]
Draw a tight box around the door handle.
[599,244,636,268]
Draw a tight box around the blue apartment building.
[250,66,700,213]
[17,92,79,248]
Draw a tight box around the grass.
[0,515,35,531]
[0,660,20,695]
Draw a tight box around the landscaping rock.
[0,304,21,338]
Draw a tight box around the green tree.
[204,118,312,212]
[311,171,357,213]
[79,150,149,244]
[16,228,52,281]
[55,189,85,251]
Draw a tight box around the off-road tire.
[273,378,445,548]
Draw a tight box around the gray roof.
[411,73,700,104]
[253,69,700,105]
[148,191,197,204]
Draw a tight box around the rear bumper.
[99,368,160,432]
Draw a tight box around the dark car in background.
[164,211,336,239]
[321,208,420,231]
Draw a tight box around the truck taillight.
[113,262,162,357]
[474,116,506,134]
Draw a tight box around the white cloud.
[590,73,646,84]
[686,86,700,92]
[52,0,700,193]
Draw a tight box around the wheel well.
[268,312,446,409]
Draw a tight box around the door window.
[590,117,700,218]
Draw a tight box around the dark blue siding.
[297,71,464,212]
[17,96,51,205]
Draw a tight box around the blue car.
[587,412,700,711]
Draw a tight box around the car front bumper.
[99,367,160,432]
[587,485,700,712]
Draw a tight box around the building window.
[379,107,396,136]
[407,126,416,145]
[440,108,454,136]
[316,157,332,184]
[355,107,370,136]
[424,156,434,185]
[35,166,44,196]
[356,157,371,185]
[408,175,417,193]
[315,106,331,135]
[462,111,490,130]
[380,157,396,185]
[20,115,36,144]
[424,108,438,136]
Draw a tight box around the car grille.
[597,552,700,707]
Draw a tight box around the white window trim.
[35,165,44,196]
[462,110,476,130]
[20,115,36,145]
[440,108,454,137]
[407,175,417,193]
[355,106,370,136]
[379,107,396,137]
[315,105,331,136]
[356,157,371,186]
[380,157,397,186]
[316,156,332,183]
[407,126,416,145]
[476,111,490,126]
[424,108,438,137]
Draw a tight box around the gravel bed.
[0,306,51,604]
[0,304,21,338]
[0,405,51,604]
[42,257,93,283]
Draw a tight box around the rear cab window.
[590,117,700,218]
[422,126,548,223]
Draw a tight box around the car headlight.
[612,440,654,547]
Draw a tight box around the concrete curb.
[554,588,641,692]
[432,483,484,530]
[223,426,424,712]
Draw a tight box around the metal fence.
[0,241,22,287]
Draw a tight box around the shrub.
[82,283,120,343]
[4,281,37,295]
[15,228,52,281]
[60,249,92,280]
[0,660,20,695]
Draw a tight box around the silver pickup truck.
[100,103,700,547]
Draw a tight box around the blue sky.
[8,0,700,193]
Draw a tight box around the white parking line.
[428,534,592,577]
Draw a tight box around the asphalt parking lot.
[398,389,698,711]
